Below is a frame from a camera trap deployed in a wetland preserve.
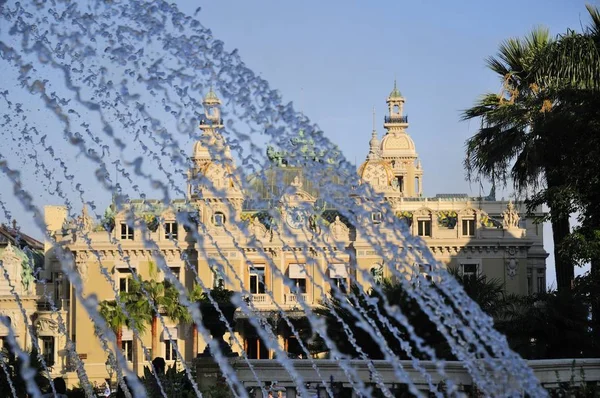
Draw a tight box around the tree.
[98,292,150,363]
[127,279,169,361]
[0,346,50,397]
[186,284,204,357]
[463,27,576,291]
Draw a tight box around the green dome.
[389,80,402,98]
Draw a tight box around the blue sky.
[183,0,595,287]
[1,0,596,287]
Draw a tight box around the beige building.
[36,84,547,385]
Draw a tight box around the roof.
[388,80,402,98]
[0,224,43,250]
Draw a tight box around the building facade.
[37,84,548,385]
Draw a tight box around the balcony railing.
[384,115,408,124]
[285,293,308,305]
[199,115,224,125]
[250,294,271,305]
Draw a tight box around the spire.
[389,79,402,99]
[368,107,380,160]
[203,84,220,103]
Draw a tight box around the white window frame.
[120,223,134,240]
[459,262,481,278]
[461,218,476,237]
[122,340,133,362]
[249,264,266,294]
[417,219,432,237]
[371,212,383,224]
[164,339,177,361]
[164,222,178,240]
[212,212,225,227]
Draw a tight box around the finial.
[372,107,376,133]
[12,219,16,229]
[389,78,402,98]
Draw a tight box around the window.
[371,212,382,224]
[289,264,307,294]
[537,269,546,293]
[164,339,177,361]
[249,265,265,294]
[462,219,476,236]
[292,278,306,294]
[120,223,134,240]
[122,340,133,362]
[417,220,431,237]
[527,268,533,295]
[329,263,348,293]
[41,336,55,366]
[0,336,8,352]
[212,212,225,227]
[119,277,131,293]
[164,267,180,289]
[246,336,269,359]
[460,263,479,278]
[396,176,404,192]
[414,177,420,194]
[164,222,178,239]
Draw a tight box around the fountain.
[0,1,549,397]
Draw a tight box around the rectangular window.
[249,265,266,294]
[396,176,404,192]
[460,263,479,278]
[291,278,307,294]
[527,268,533,295]
[164,222,178,240]
[164,267,180,289]
[418,264,433,281]
[0,336,8,352]
[120,223,134,240]
[246,336,269,359]
[417,220,431,237]
[122,340,133,362]
[119,277,131,293]
[371,212,382,224]
[331,277,347,293]
[41,336,55,366]
[164,340,177,361]
[462,219,475,236]
[537,269,546,293]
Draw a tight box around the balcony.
[285,293,308,305]
[250,294,271,306]
[384,115,408,124]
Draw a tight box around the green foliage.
[200,286,235,304]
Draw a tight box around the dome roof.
[203,86,221,103]
[379,132,416,156]
[357,159,394,181]
[388,80,402,99]
[244,165,346,210]
[192,133,231,159]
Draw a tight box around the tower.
[187,88,241,203]
[359,82,423,197]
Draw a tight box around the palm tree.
[99,293,150,362]
[447,267,505,318]
[186,284,204,357]
[127,279,169,360]
[462,27,576,291]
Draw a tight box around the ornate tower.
[187,88,241,203]
[379,81,423,197]
[359,82,423,198]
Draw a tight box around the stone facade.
[39,85,548,385]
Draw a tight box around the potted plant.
[198,286,238,357]
[142,212,160,232]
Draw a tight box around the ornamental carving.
[329,216,350,241]
[506,258,518,279]
[34,317,59,335]
[502,201,521,230]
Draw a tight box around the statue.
[502,201,520,229]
